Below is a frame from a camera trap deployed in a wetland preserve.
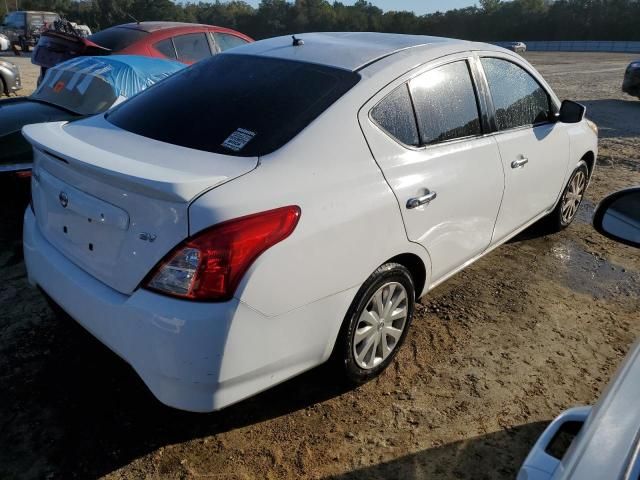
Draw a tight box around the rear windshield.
[32,68,117,116]
[106,54,360,157]
[88,26,148,51]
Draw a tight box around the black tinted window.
[174,33,211,63]
[371,85,419,147]
[107,55,360,157]
[154,38,176,59]
[481,57,551,130]
[88,27,148,51]
[409,61,481,145]
[214,32,248,52]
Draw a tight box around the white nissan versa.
[23,33,598,412]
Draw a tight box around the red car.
[87,22,253,63]
[33,21,253,77]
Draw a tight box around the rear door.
[360,55,505,285]
[478,55,570,242]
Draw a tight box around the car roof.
[228,32,480,72]
[116,21,214,33]
[7,10,58,15]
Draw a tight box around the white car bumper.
[23,208,355,412]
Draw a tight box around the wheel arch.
[581,150,596,178]
[385,252,428,300]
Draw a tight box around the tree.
[480,0,501,13]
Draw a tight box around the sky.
[242,1,479,15]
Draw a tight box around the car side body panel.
[358,52,506,285]
[190,86,433,317]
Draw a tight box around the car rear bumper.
[24,208,353,412]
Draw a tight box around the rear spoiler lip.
[22,121,259,204]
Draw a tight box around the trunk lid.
[32,30,110,70]
[24,116,258,295]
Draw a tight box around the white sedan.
[23,33,598,412]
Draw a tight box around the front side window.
[409,61,482,145]
[154,38,177,59]
[173,33,211,63]
[371,84,419,147]
[481,57,552,131]
[214,32,248,52]
[106,54,361,157]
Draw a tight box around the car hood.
[0,97,81,168]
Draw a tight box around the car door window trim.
[369,57,486,151]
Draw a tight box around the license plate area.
[33,168,130,271]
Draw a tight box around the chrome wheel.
[352,282,408,370]
[561,169,587,224]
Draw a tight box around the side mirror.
[558,100,586,123]
[593,187,640,248]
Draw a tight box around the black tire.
[334,262,415,385]
[0,76,5,96]
[546,160,589,232]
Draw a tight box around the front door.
[360,57,505,284]
[479,56,570,242]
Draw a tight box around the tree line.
[3,0,639,41]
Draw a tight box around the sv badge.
[138,232,157,243]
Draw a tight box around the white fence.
[494,40,640,53]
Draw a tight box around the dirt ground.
[0,52,638,480]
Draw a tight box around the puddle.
[575,198,595,225]
[547,239,639,299]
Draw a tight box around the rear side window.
[106,54,361,157]
[88,27,148,51]
[154,38,176,59]
[481,57,552,130]
[173,33,212,63]
[409,61,482,145]
[371,84,419,147]
[214,32,248,52]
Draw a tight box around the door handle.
[407,190,437,209]
[511,157,529,169]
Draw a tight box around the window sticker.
[222,128,256,152]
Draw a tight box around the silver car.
[510,41,527,54]
[0,59,21,96]
[519,187,640,480]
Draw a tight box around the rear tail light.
[144,206,301,301]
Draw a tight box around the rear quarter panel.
[189,90,431,317]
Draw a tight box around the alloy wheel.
[352,282,409,370]
[561,170,587,224]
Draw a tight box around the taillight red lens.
[144,206,301,301]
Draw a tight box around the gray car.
[0,59,21,96]
[509,41,527,54]
[519,187,640,480]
